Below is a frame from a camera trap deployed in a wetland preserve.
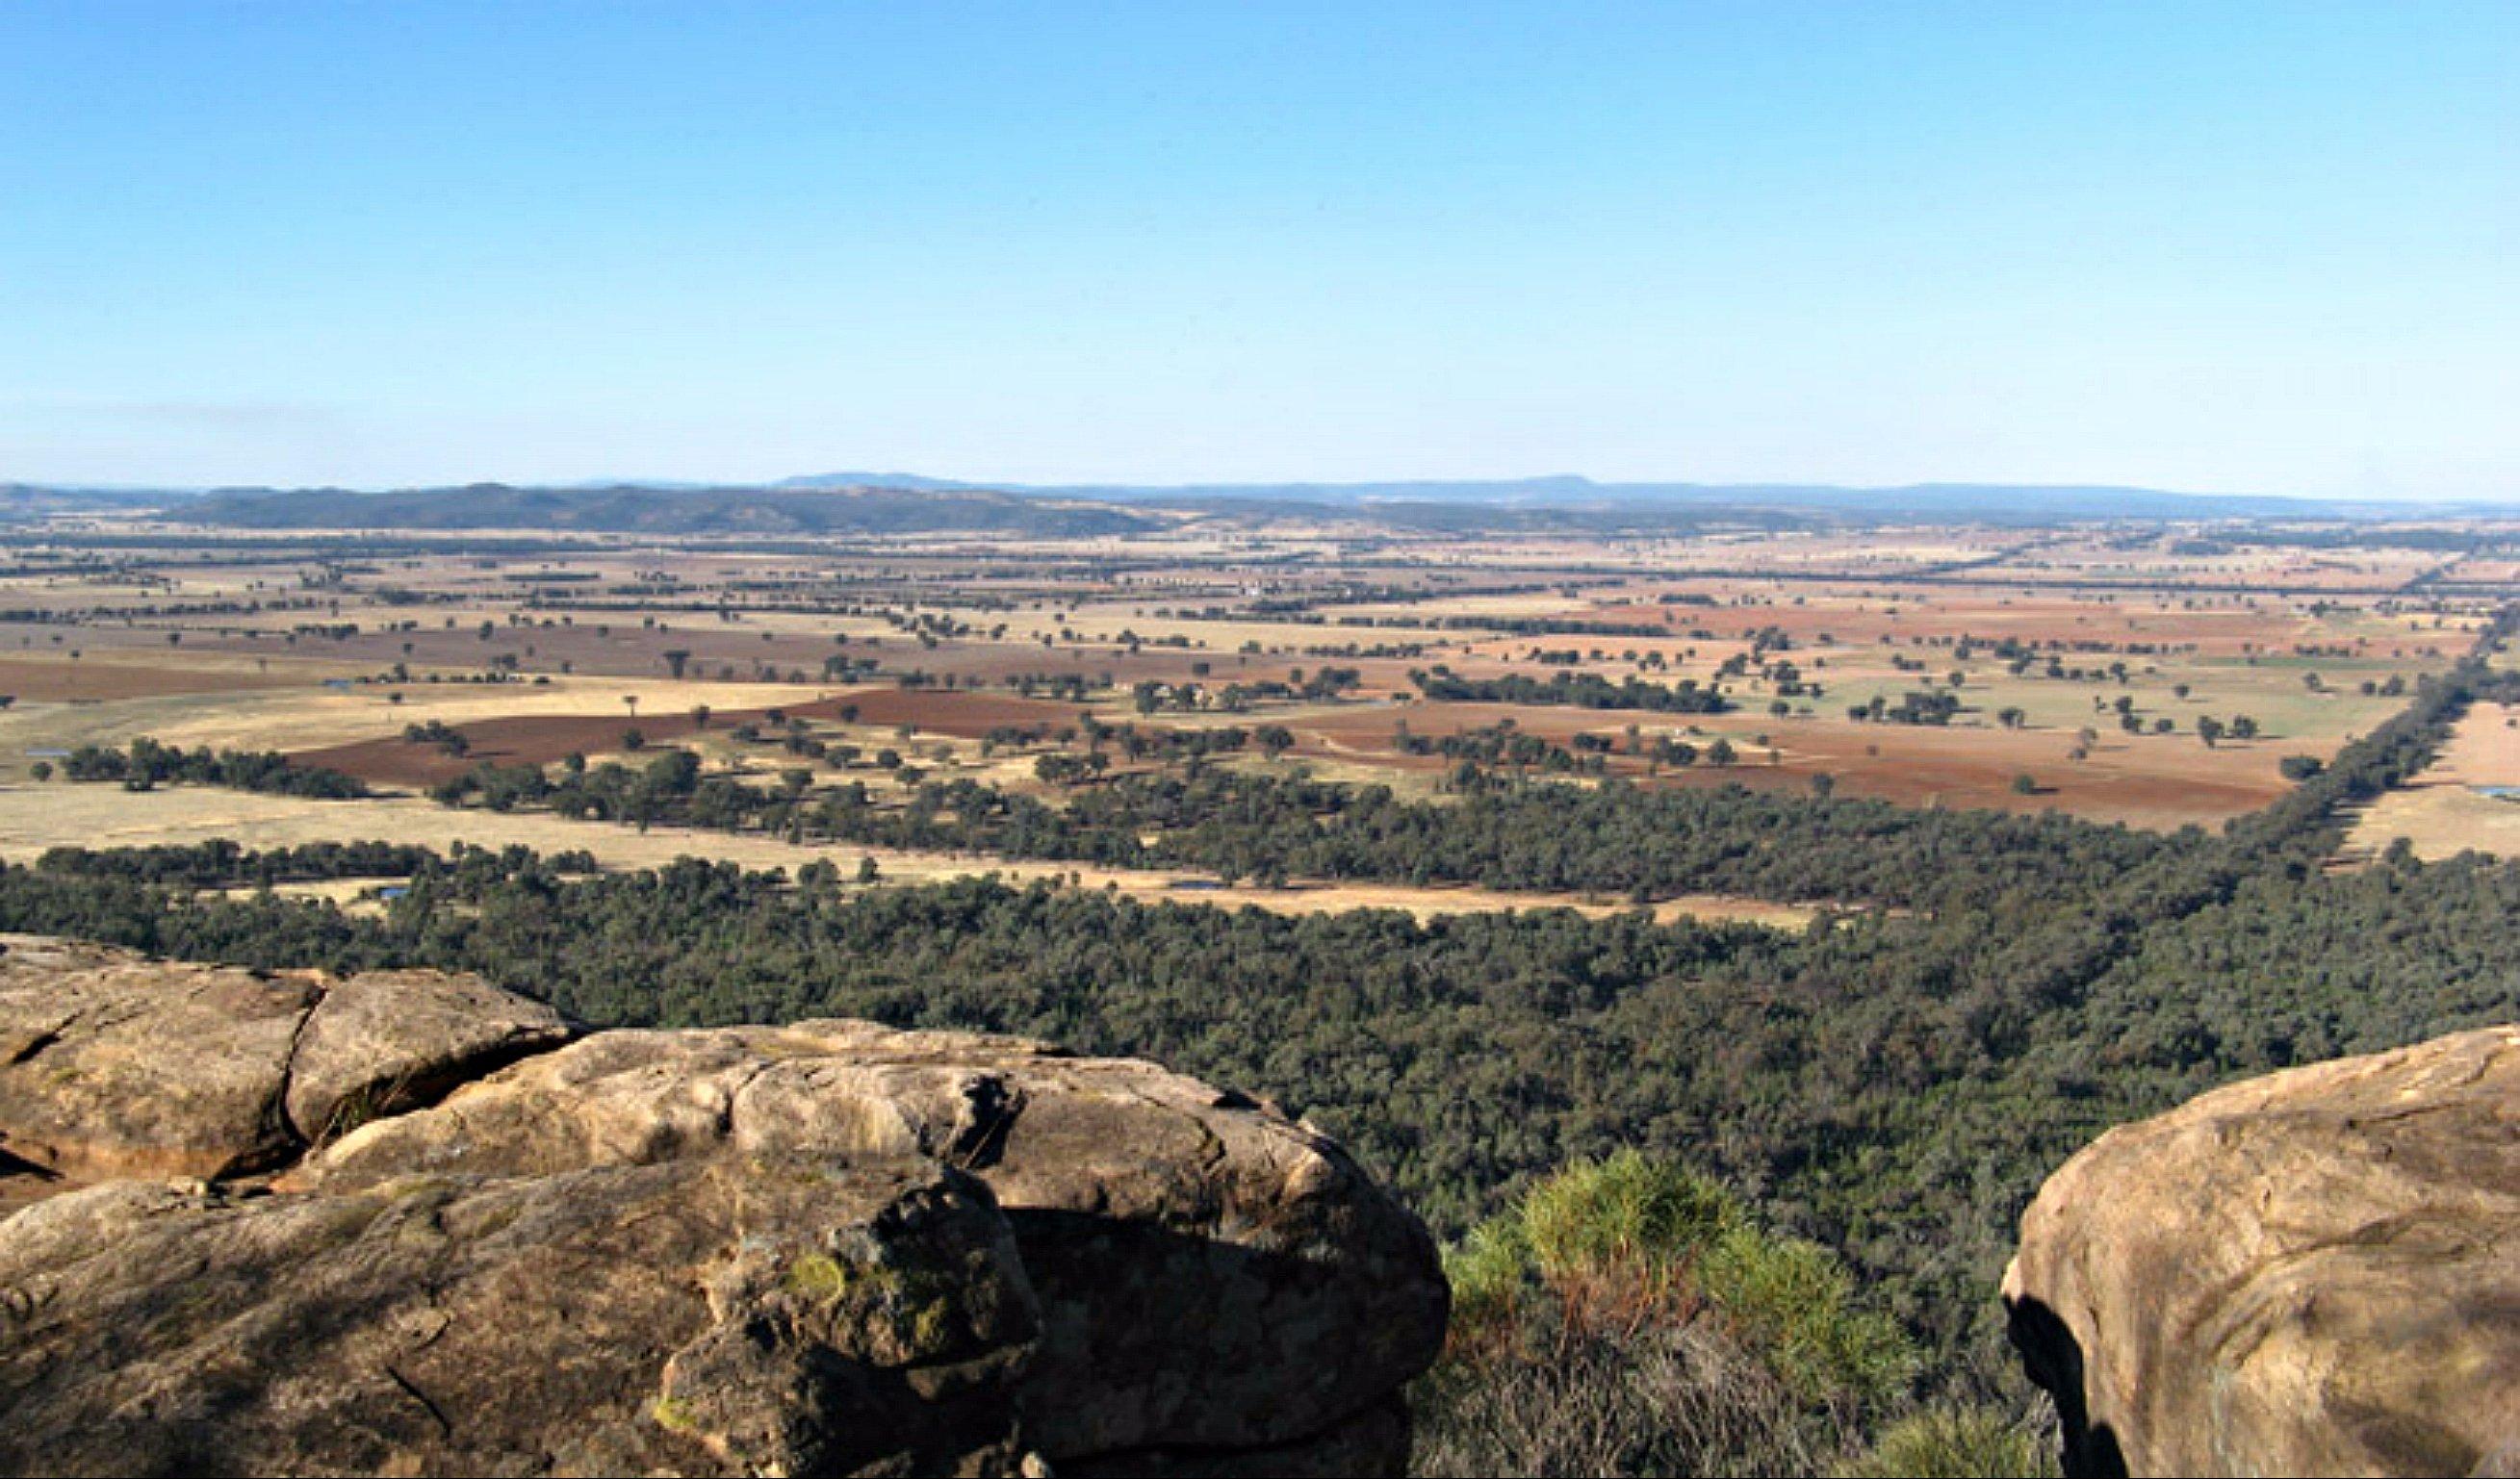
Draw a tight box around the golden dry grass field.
[2346,697,2520,861]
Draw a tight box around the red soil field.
[786,687,1089,736]
[1287,700,2286,829]
[0,657,307,702]
[296,712,722,787]
[293,686,1092,787]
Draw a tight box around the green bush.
[1416,1153,1921,1476]
[1520,1152,1743,1287]
[1837,1403,2058,1478]
[1700,1227,1916,1410]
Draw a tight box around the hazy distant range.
[0,473,2503,536]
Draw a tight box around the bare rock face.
[0,934,571,1182]
[2004,1025,2520,1478]
[283,965,579,1141]
[305,1020,1451,1466]
[0,1160,1037,1477]
[0,936,317,1181]
[0,937,1447,1477]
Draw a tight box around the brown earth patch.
[783,687,1093,737]
[1286,700,2289,829]
[293,686,1092,785]
[0,657,311,702]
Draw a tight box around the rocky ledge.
[2004,1024,2520,1478]
[0,935,1447,1477]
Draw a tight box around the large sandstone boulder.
[0,1160,1038,1477]
[0,937,1447,1477]
[0,934,571,1181]
[2004,1025,2520,1478]
[285,966,579,1141]
[0,936,319,1180]
[303,1020,1449,1465]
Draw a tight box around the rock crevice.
[0,935,575,1183]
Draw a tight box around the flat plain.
[0,513,2509,898]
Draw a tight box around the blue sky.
[2,3,2512,497]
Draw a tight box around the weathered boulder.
[306,1020,1451,1465]
[0,934,571,1181]
[0,936,315,1180]
[2004,1024,2520,1478]
[0,937,1448,1476]
[0,1158,1039,1477]
[284,965,577,1141]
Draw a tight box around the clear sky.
[3,2,2513,497]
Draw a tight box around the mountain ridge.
[4,473,2512,528]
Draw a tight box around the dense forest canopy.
[403,745,2174,909]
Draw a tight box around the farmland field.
[0,513,2510,895]
[2346,696,2520,861]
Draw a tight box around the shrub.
[1520,1152,1741,1290]
[1837,1402,2058,1478]
[1700,1227,1916,1410]
[1416,1152,1918,1476]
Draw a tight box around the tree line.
[1409,667,1733,713]
[56,739,368,799]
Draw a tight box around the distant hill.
[166,480,1818,538]
[4,472,2503,533]
[778,472,2462,523]
[0,483,209,519]
[184,483,1161,537]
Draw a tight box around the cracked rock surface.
[0,936,1446,1477]
[2003,1024,2520,1478]
[0,934,571,1182]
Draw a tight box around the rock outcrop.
[0,935,1446,1477]
[2004,1025,2520,1478]
[2,1158,1041,1477]
[0,935,571,1181]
